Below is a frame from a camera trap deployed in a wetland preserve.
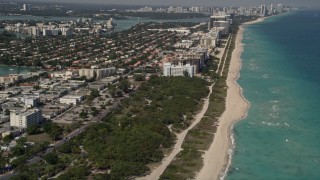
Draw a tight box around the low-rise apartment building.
[10,109,42,128]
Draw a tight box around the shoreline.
[219,25,250,179]
[195,17,271,180]
[219,13,291,179]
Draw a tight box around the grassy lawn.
[160,149,203,180]
[27,133,54,143]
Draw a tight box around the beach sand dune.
[137,84,214,180]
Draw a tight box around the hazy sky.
[26,0,320,7]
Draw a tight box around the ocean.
[227,9,320,179]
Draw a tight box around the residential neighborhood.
[0,2,293,179]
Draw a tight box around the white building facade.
[60,95,84,105]
[260,5,267,16]
[79,68,116,79]
[163,63,195,77]
[208,15,231,35]
[24,96,40,107]
[10,109,42,128]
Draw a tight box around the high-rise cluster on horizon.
[126,4,293,16]
[238,4,292,16]
[126,6,214,13]
[22,3,32,11]
[260,4,286,16]
[199,10,232,51]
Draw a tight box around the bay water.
[0,66,31,76]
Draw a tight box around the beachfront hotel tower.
[208,15,232,35]
[22,4,32,11]
[260,5,267,16]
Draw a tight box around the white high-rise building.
[270,4,274,15]
[190,7,200,12]
[27,27,33,36]
[43,29,52,36]
[32,26,40,36]
[79,69,96,79]
[24,96,40,107]
[276,4,284,14]
[62,28,72,36]
[175,7,183,13]
[168,6,174,12]
[163,63,195,77]
[260,5,267,16]
[106,18,114,29]
[79,68,116,79]
[200,29,221,49]
[10,109,42,128]
[22,4,32,11]
[208,15,231,32]
[96,67,116,79]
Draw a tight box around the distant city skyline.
[21,0,320,7]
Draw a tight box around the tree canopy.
[61,77,209,178]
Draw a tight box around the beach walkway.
[137,83,214,180]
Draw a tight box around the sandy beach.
[195,17,269,180]
[244,17,268,25]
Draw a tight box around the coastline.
[196,17,270,180]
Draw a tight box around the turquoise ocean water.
[227,10,320,179]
